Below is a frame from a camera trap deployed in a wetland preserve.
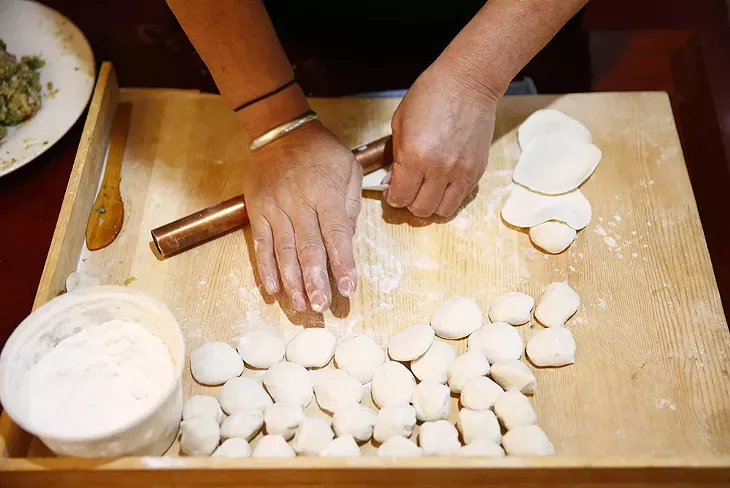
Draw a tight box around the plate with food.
[0,0,95,177]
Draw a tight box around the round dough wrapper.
[518,108,592,150]
[501,184,592,230]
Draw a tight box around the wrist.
[235,82,311,144]
[433,52,506,106]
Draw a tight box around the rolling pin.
[151,135,393,258]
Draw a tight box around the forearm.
[438,0,588,99]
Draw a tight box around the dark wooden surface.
[0,0,728,350]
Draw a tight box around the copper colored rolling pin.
[151,135,393,257]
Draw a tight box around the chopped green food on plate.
[0,39,45,143]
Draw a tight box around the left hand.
[387,60,499,218]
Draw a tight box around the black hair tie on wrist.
[233,79,297,113]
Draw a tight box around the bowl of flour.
[0,286,185,457]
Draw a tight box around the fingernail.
[292,292,307,312]
[338,277,355,297]
[264,277,278,295]
[309,291,328,313]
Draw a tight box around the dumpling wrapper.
[362,168,391,192]
[513,137,602,195]
[501,184,591,230]
[517,109,592,150]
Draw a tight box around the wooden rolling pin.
[151,135,393,257]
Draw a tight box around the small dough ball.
[502,425,555,456]
[334,335,385,384]
[264,403,305,441]
[456,436,505,457]
[489,359,536,395]
[388,324,435,361]
[220,410,264,441]
[65,271,100,292]
[526,326,576,367]
[182,395,223,424]
[373,404,417,443]
[371,361,416,408]
[418,420,461,456]
[319,435,361,457]
[332,404,377,442]
[237,323,285,368]
[460,376,504,410]
[431,297,483,339]
[493,390,537,430]
[291,417,334,456]
[212,438,252,458]
[489,292,535,325]
[286,328,336,368]
[180,417,220,456]
[312,368,363,413]
[529,221,577,254]
[252,434,296,458]
[534,281,580,327]
[377,435,423,457]
[468,322,524,364]
[410,340,457,384]
[411,381,451,422]
[219,377,273,414]
[457,408,501,444]
[190,342,244,385]
[447,350,490,393]
[263,361,314,408]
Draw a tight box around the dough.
[332,403,377,442]
[371,361,416,408]
[220,410,264,441]
[286,328,336,368]
[488,292,535,325]
[529,221,577,254]
[411,381,451,422]
[319,435,361,457]
[447,350,491,393]
[460,376,504,411]
[377,435,423,457]
[180,416,220,456]
[534,281,580,327]
[334,335,386,384]
[237,323,285,369]
[431,297,483,339]
[502,425,554,456]
[252,434,296,458]
[517,109,592,150]
[263,361,314,408]
[361,167,391,192]
[212,437,252,457]
[182,395,223,424]
[513,137,602,195]
[493,390,536,430]
[65,271,100,292]
[501,184,592,230]
[410,340,457,384]
[457,408,501,444]
[418,420,461,456]
[526,326,576,367]
[219,376,273,414]
[456,436,505,457]
[263,402,304,441]
[387,324,435,361]
[373,404,417,443]
[489,359,536,395]
[468,322,524,364]
[291,417,334,456]
[190,341,244,386]
[312,368,363,413]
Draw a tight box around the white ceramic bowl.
[0,286,185,457]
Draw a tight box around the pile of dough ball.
[180,289,579,458]
[501,109,602,254]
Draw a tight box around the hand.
[243,122,362,313]
[387,61,498,218]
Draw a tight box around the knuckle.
[297,239,326,261]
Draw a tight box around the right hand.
[243,121,363,313]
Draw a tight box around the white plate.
[0,0,95,178]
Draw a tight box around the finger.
[436,180,469,218]
[385,161,423,209]
[250,213,280,295]
[346,161,363,233]
[408,178,449,218]
[318,201,357,298]
[269,211,308,312]
[291,208,332,313]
